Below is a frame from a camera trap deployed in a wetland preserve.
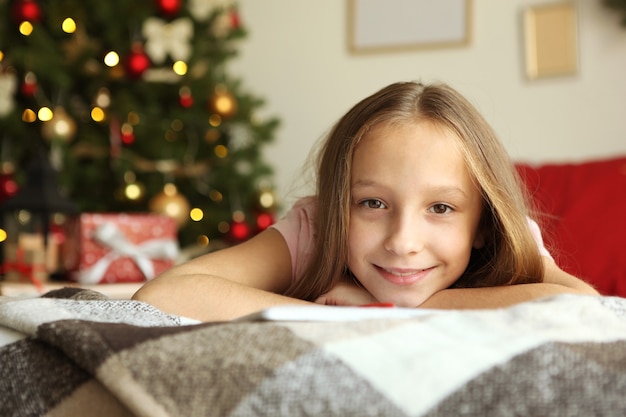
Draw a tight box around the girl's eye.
[430,203,452,214]
[360,199,386,209]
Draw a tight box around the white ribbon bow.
[142,17,193,65]
[78,222,179,285]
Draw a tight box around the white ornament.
[229,123,254,151]
[0,71,17,117]
[142,17,194,65]
[188,0,234,21]
[211,11,233,38]
[235,160,253,176]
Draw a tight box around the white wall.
[230,0,626,205]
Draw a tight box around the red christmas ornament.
[121,131,135,145]
[156,0,181,17]
[0,173,19,203]
[20,80,37,97]
[11,0,42,23]
[20,72,37,97]
[120,123,135,145]
[121,134,135,145]
[230,220,251,241]
[256,212,274,231]
[125,44,151,79]
[230,9,241,29]
[179,93,193,108]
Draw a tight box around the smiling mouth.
[382,268,424,277]
[376,265,433,285]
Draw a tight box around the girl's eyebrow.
[351,179,379,188]
[429,185,469,199]
[353,179,468,195]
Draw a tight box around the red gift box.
[72,213,179,284]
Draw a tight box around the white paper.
[237,304,438,322]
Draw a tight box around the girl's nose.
[383,213,424,256]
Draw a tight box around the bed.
[2,287,626,417]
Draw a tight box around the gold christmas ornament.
[209,86,237,118]
[148,183,190,226]
[204,128,221,143]
[21,108,37,123]
[41,107,77,142]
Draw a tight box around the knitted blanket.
[1,288,626,417]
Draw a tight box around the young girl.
[133,81,597,321]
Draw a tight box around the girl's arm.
[315,258,599,309]
[419,258,599,309]
[132,228,313,321]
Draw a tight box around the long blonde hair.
[285,81,543,301]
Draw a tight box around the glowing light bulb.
[62,18,76,33]
[104,51,120,67]
[190,208,204,221]
[91,107,105,122]
[37,107,53,122]
[125,183,144,200]
[19,22,34,36]
[173,61,188,75]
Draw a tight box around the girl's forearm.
[132,274,311,322]
[420,282,597,310]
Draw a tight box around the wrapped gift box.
[2,239,48,287]
[72,213,179,285]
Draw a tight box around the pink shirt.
[271,196,552,282]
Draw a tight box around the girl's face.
[347,120,484,307]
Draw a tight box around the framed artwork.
[524,2,579,79]
[347,0,472,53]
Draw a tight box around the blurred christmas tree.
[0,0,280,250]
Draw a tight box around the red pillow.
[516,156,626,297]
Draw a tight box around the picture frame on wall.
[347,0,472,54]
[524,2,579,79]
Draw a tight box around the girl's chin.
[371,291,431,308]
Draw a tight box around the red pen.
[360,302,395,308]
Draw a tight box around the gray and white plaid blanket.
[1,288,626,417]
